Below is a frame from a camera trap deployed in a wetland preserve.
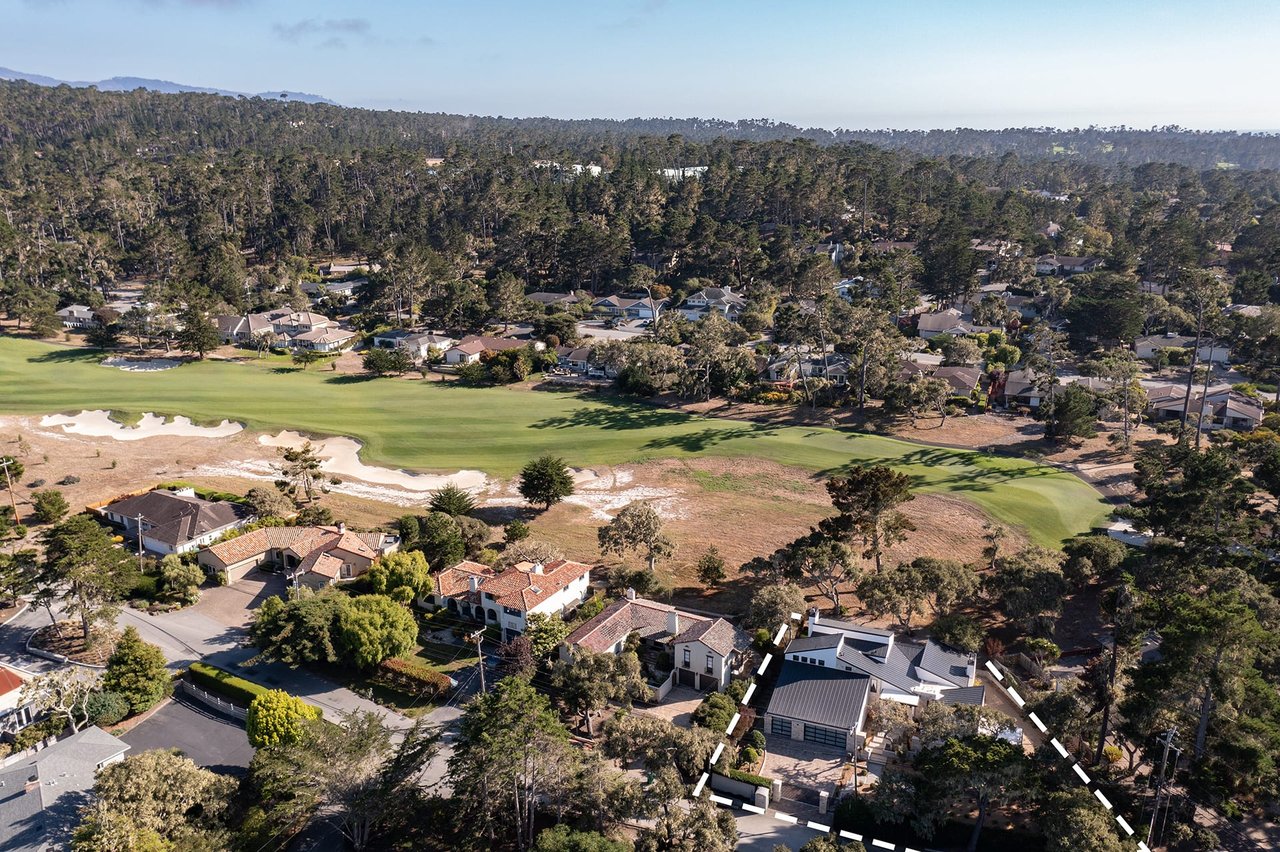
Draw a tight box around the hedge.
[187,661,270,706]
[376,657,452,698]
[714,766,773,789]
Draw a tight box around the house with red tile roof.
[197,524,399,588]
[423,558,592,642]
[0,665,35,736]
[563,589,751,692]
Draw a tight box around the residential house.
[0,666,35,737]
[1134,333,1231,364]
[764,352,850,386]
[656,166,708,181]
[55,305,97,329]
[1035,255,1104,276]
[96,488,254,556]
[443,335,543,365]
[563,590,750,692]
[215,307,353,351]
[1224,304,1263,319]
[424,558,593,642]
[868,240,917,255]
[915,308,1000,339]
[992,369,1041,409]
[555,345,595,375]
[932,366,983,400]
[592,295,667,320]
[0,726,130,852]
[677,286,747,321]
[198,524,399,587]
[371,330,456,361]
[1146,386,1263,432]
[318,261,380,277]
[301,278,364,303]
[762,612,982,753]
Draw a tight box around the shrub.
[576,595,605,621]
[746,729,767,751]
[246,689,322,748]
[14,717,65,750]
[739,746,761,768]
[31,489,69,524]
[85,691,130,727]
[1194,828,1220,850]
[726,678,750,703]
[713,766,772,789]
[503,519,530,544]
[1102,744,1123,764]
[103,626,171,714]
[753,627,774,652]
[692,691,737,732]
[931,612,984,653]
[187,661,269,706]
[376,657,453,699]
[58,475,81,486]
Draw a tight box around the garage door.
[803,723,847,750]
[771,718,792,737]
[676,667,696,688]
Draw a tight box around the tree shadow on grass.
[531,403,693,431]
[27,347,105,364]
[324,373,377,385]
[641,423,778,453]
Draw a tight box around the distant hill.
[0,67,335,105]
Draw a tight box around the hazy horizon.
[6,0,1280,132]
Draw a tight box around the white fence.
[178,680,248,720]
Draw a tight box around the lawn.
[0,337,1110,545]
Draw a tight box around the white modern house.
[56,305,97,329]
[677,286,747,321]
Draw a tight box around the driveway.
[192,569,287,628]
[121,697,254,775]
[636,686,704,728]
[760,736,846,801]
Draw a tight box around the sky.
[5,0,1280,130]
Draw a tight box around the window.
[705,654,714,674]
[771,718,792,737]
[818,659,825,667]
[682,648,690,668]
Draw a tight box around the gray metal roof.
[786,633,843,654]
[918,641,974,688]
[939,685,987,706]
[766,660,870,732]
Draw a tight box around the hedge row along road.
[0,337,1110,546]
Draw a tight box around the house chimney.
[337,522,346,534]
[808,608,820,635]
[532,562,544,575]
[666,609,680,636]
[468,575,480,594]
[625,587,636,601]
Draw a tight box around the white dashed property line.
[741,683,756,705]
[1121,819,1138,838]
[807,821,831,832]
[985,659,1004,680]
[1073,764,1091,784]
[692,772,709,797]
[710,743,725,765]
[1028,712,1047,733]
[757,653,773,675]
[1007,686,1025,707]
[774,812,799,824]
[773,624,789,646]
[1051,738,1069,758]
[872,840,896,850]
[709,794,733,806]
[742,803,765,814]
[790,611,803,621]
[839,830,863,841]
[725,712,741,735]
[1094,789,1113,810]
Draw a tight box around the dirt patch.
[31,622,119,665]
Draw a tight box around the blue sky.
[5,0,1280,129]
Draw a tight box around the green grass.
[0,337,1109,545]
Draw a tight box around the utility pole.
[469,629,486,694]
[135,513,146,573]
[0,458,17,517]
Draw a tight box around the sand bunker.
[258,431,488,492]
[40,410,243,440]
[101,357,181,372]
[482,468,687,521]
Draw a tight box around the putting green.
[0,337,1109,546]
